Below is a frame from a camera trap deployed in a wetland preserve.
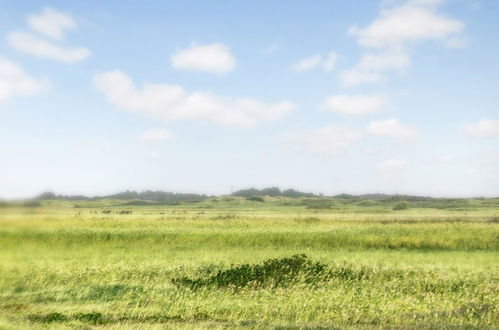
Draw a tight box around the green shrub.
[357,200,377,207]
[393,201,410,210]
[28,312,109,325]
[74,312,109,325]
[0,201,11,208]
[210,214,236,220]
[246,196,264,202]
[28,312,67,323]
[22,201,41,207]
[172,254,330,289]
[295,217,321,223]
[303,199,333,209]
[121,200,156,206]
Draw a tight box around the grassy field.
[0,196,498,329]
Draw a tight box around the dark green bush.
[28,312,109,325]
[210,214,237,220]
[172,254,330,289]
[22,201,41,207]
[295,217,321,223]
[393,201,410,210]
[28,312,67,323]
[303,199,333,209]
[246,196,264,202]
[73,312,109,325]
[0,201,11,208]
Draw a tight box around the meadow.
[0,196,498,329]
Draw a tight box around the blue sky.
[1,0,498,198]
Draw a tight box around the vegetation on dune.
[172,254,331,289]
[393,201,410,210]
[33,190,209,203]
[233,187,319,198]
[0,196,498,328]
[245,196,265,202]
[2,187,499,212]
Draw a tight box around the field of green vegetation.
[0,195,498,329]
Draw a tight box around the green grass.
[0,197,498,328]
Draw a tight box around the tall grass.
[0,201,497,328]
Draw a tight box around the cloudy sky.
[1,0,498,198]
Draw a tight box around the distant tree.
[36,192,57,200]
[233,187,318,198]
[105,190,208,202]
[32,190,208,203]
[334,194,355,199]
[282,189,315,198]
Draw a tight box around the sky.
[1,0,498,199]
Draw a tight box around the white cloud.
[341,47,411,86]
[341,47,410,86]
[291,54,322,71]
[8,8,89,64]
[321,95,385,115]
[377,159,407,171]
[463,120,499,138]
[140,129,175,142]
[349,1,464,48]
[94,70,295,128]
[0,58,46,103]
[342,0,465,86]
[368,119,419,141]
[341,48,411,86]
[171,43,236,73]
[8,32,90,63]
[322,52,338,71]
[27,7,77,40]
[357,47,411,72]
[340,68,385,87]
[287,125,362,156]
[291,52,338,72]
[262,43,280,54]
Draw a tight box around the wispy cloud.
[8,8,90,63]
[27,7,77,40]
[285,125,362,156]
[171,43,236,73]
[291,52,338,72]
[261,43,280,54]
[8,32,90,63]
[341,0,465,86]
[94,70,295,128]
[462,120,499,138]
[349,0,464,48]
[321,95,385,116]
[368,119,419,141]
[0,58,47,103]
